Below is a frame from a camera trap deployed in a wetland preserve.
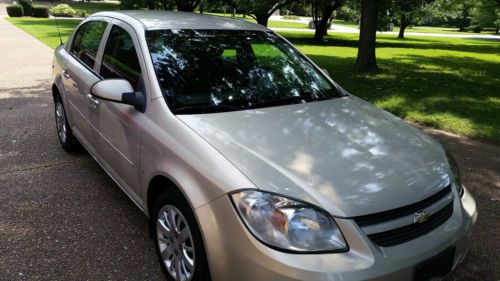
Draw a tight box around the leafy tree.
[237,0,294,26]
[472,0,500,33]
[497,10,500,31]
[288,2,311,16]
[310,0,345,41]
[435,0,477,31]
[122,0,198,11]
[377,0,395,31]
[354,0,379,72]
[335,4,360,22]
[391,0,436,38]
[204,0,232,13]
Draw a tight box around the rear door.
[60,19,109,154]
[88,21,149,206]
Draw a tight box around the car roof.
[92,11,269,31]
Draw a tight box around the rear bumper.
[196,187,477,281]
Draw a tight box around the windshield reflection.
[146,30,343,114]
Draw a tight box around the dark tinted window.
[70,21,107,69]
[100,25,141,90]
[146,30,342,114]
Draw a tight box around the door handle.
[62,70,71,79]
[87,94,99,109]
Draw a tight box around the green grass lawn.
[5,17,499,143]
[332,19,359,29]
[5,17,80,48]
[393,25,498,35]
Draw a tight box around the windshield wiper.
[172,103,243,114]
[172,94,333,114]
[246,95,331,109]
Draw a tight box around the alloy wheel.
[55,101,67,143]
[156,205,196,281]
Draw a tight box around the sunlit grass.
[5,17,80,48]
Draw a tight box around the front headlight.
[230,190,348,253]
[446,151,464,197]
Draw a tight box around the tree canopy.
[237,0,293,26]
[472,0,500,33]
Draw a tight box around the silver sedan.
[51,11,477,281]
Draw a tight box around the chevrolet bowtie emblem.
[414,211,430,224]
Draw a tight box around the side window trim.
[68,18,110,79]
[99,19,150,99]
[93,22,113,74]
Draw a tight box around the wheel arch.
[52,83,61,101]
[146,174,195,219]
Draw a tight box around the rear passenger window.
[70,21,107,69]
[100,25,142,90]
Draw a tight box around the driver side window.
[100,25,142,91]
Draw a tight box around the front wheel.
[152,192,211,281]
[54,97,80,152]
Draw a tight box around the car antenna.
[50,0,63,45]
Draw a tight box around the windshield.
[146,30,343,114]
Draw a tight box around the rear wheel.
[54,97,80,152]
[152,192,210,281]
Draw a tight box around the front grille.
[367,202,454,247]
[353,185,452,227]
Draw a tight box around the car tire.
[151,191,211,281]
[54,96,81,152]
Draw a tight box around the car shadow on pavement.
[0,81,165,280]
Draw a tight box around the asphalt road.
[1,19,499,281]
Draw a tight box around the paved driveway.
[0,19,499,280]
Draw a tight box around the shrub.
[472,26,483,33]
[6,5,23,17]
[290,5,309,17]
[76,9,89,18]
[336,5,360,22]
[18,0,32,16]
[282,15,300,20]
[49,4,77,17]
[466,25,483,33]
[121,0,143,10]
[32,5,49,18]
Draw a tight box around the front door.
[88,21,149,206]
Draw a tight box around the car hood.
[177,96,451,217]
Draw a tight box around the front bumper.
[195,187,477,281]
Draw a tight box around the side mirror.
[91,79,146,112]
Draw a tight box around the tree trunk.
[147,0,155,10]
[176,0,200,12]
[354,0,379,73]
[256,14,270,27]
[398,22,408,39]
[231,0,236,18]
[314,3,339,42]
[314,18,330,41]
